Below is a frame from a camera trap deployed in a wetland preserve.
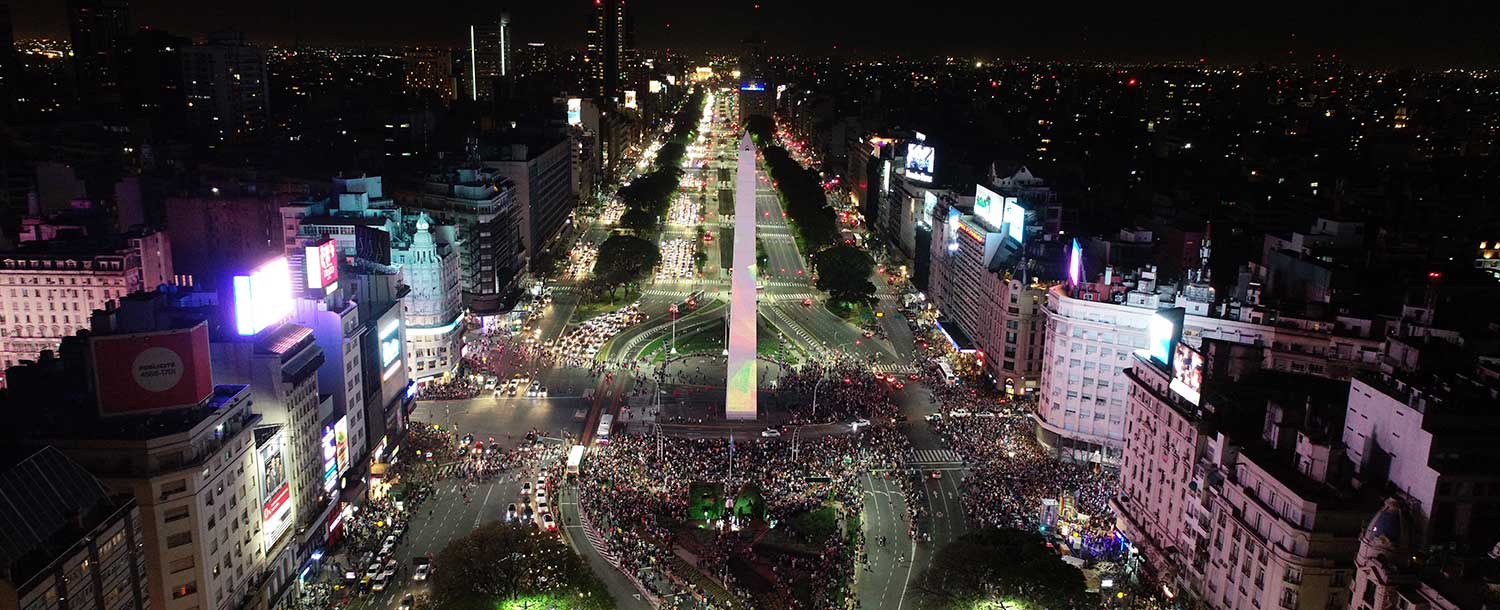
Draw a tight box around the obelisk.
[726,132,758,420]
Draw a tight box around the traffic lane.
[859,473,914,610]
[410,396,591,449]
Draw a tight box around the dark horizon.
[11,0,1500,67]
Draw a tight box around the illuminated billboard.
[921,191,938,227]
[1146,308,1185,367]
[334,417,349,473]
[974,185,1004,230]
[1170,343,1204,405]
[380,319,402,369]
[259,435,291,550]
[1068,238,1083,285]
[305,239,338,292]
[905,143,935,183]
[566,98,581,126]
[882,160,892,193]
[649,79,662,93]
[666,74,676,86]
[90,324,215,416]
[1003,198,1026,242]
[233,257,293,336]
[321,424,338,492]
[739,82,765,91]
[624,90,638,109]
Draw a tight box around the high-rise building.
[462,13,511,102]
[926,196,1050,394]
[0,0,16,120]
[5,308,276,610]
[586,0,632,105]
[737,30,772,122]
[483,134,577,260]
[165,185,292,287]
[130,28,189,124]
[401,48,453,99]
[0,447,150,610]
[66,0,130,111]
[393,214,462,381]
[180,31,270,144]
[396,167,524,315]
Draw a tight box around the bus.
[936,358,958,386]
[566,445,586,477]
[595,414,614,444]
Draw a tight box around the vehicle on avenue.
[400,595,415,610]
[543,513,557,531]
[413,564,430,581]
[850,418,872,431]
[761,427,782,438]
[506,503,518,521]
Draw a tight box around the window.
[172,583,197,599]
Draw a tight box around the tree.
[430,522,611,610]
[914,528,1091,610]
[812,244,876,304]
[593,235,660,297]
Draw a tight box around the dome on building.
[1363,497,1412,554]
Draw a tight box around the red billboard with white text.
[90,323,215,417]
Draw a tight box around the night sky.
[11,0,1500,66]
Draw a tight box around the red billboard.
[90,323,215,416]
[305,239,338,291]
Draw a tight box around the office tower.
[180,31,269,144]
[483,134,576,260]
[66,0,130,111]
[463,14,510,102]
[130,28,189,123]
[586,0,631,105]
[402,48,453,99]
[396,166,523,315]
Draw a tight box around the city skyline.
[7,0,1500,66]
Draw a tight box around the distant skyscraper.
[66,0,130,111]
[403,48,454,99]
[180,30,269,143]
[585,0,631,106]
[0,0,15,119]
[464,13,511,102]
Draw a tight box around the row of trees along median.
[616,88,707,235]
[747,115,876,306]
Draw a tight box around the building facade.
[484,136,576,260]
[393,214,462,381]
[0,247,144,369]
[398,167,523,315]
[181,31,269,144]
[401,48,452,100]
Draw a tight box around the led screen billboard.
[321,424,338,492]
[1003,198,1026,242]
[1147,308,1185,366]
[624,90,637,109]
[566,98,581,126]
[305,239,338,292]
[1170,343,1204,405]
[905,143,935,183]
[334,417,349,474]
[974,185,1004,230]
[649,80,662,93]
[379,319,402,369]
[91,324,215,416]
[259,437,291,550]
[233,257,293,336]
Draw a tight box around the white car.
[760,428,782,438]
[542,513,557,531]
[950,409,973,418]
[537,499,550,514]
[850,418,872,431]
[521,482,532,495]
[413,565,430,582]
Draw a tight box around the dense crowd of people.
[578,424,912,609]
[771,360,901,424]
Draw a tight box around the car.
[521,482,532,495]
[400,594,415,610]
[537,499,550,514]
[371,575,388,592]
[850,418,872,431]
[536,475,548,490]
[802,298,814,307]
[930,470,943,479]
[976,411,998,419]
[703,233,713,242]
[950,408,972,418]
[542,513,557,531]
[537,385,548,398]
[536,488,547,502]
[924,413,943,422]
[506,503,518,521]
[523,506,535,520]
[365,564,382,579]
[380,541,395,555]
[413,565,430,582]
[760,427,782,438]
[461,434,474,446]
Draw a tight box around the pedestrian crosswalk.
[870,363,920,375]
[909,449,963,465]
[578,513,619,567]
